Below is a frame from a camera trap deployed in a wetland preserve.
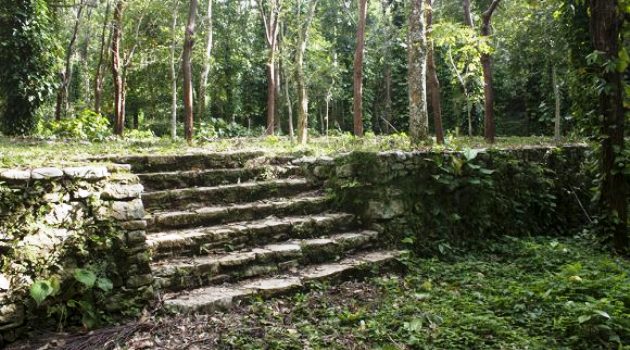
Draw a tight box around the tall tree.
[94,0,111,114]
[170,0,181,139]
[111,0,125,136]
[257,0,281,135]
[408,0,428,142]
[183,0,198,143]
[479,0,500,143]
[426,0,444,144]
[295,0,319,145]
[197,0,213,120]
[353,0,368,137]
[55,0,86,121]
[588,0,627,253]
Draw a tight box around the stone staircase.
[119,152,400,314]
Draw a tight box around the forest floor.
[8,236,629,350]
[0,135,584,168]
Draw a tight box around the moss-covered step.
[162,249,403,314]
[152,230,378,292]
[147,212,356,259]
[146,195,331,232]
[138,165,302,191]
[94,151,266,173]
[142,178,315,211]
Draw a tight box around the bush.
[37,110,112,141]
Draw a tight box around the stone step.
[98,151,267,173]
[152,231,378,292]
[146,195,331,232]
[143,178,315,212]
[138,165,302,191]
[147,212,356,259]
[162,250,403,314]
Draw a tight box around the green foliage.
[211,237,630,349]
[0,0,58,135]
[195,118,253,139]
[37,109,112,141]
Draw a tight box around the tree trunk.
[463,0,474,27]
[55,0,86,120]
[295,0,319,145]
[380,0,392,135]
[408,0,428,143]
[353,0,368,137]
[426,0,444,144]
[553,65,561,141]
[275,58,282,134]
[94,1,111,114]
[589,0,627,253]
[197,0,213,120]
[171,0,180,139]
[111,0,125,136]
[183,0,198,143]
[257,0,280,135]
[480,0,500,143]
[282,56,294,142]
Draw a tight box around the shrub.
[37,109,112,141]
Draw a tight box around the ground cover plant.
[7,236,629,350]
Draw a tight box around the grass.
[0,133,586,168]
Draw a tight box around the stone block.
[0,170,30,181]
[126,230,147,245]
[97,199,145,221]
[126,274,153,289]
[31,168,64,180]
[120,220,148,231]
[63,166,109,180]
[102,183,144,200]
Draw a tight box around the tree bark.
[171,0,181,139]
[296,0,319,145]
[380,0,392,134]
[55,0,86,120]
[183,0,198,143]
[408,0,428,143]
[480,0,500,143]
[462,0,474,27]
[257,0,280,135]
[353,0,368,137]
[553,65,561,141]
[197,0,213,120]
[426,0,444,144]
[111,0,125,136]
[94,1,111,114]
[589,0,627,253]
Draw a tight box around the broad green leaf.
[74,268,97,288]
[96,277,113,292]
[30,280,53,306]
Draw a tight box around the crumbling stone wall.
[0,165,152,343]
[301,145,590,253]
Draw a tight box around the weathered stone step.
[146,195,331,232]
[143,178,315,211]
[138,165,302,191]
[147,212,356,259]
[153,231,378,292]
[97,151,266,173]
[163,250,403,314]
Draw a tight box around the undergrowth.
[216,237,628,349]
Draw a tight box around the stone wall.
[0,165,153,343]
[301,145,590,254]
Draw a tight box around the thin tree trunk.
[111,0,125,136]
[353,0,368,137]
[275,58,282,134]
[408,0,428,142]
[94,1,111,114]
[325,88,331,136]
[295,0,319,145]
[197,0,213,120]
[171,0,181,139]
[447,49,472,136]
[381,0,392,134]
[463,0,474,27]
[426,0,444,144]
[553,65,561,141]
[282,54,294,142]
[257,0,280,135]
[480,0,500,143]
[55,0,86,120]
[80,6,93,105]
[183,0,198,143]
[589,0,627,253]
